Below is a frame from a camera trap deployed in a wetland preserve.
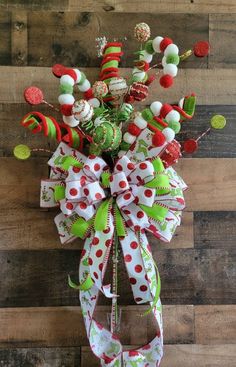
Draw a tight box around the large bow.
[40,142,187,366]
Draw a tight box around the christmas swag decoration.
[15,23,225,366]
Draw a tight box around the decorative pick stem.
[196,127,211,142]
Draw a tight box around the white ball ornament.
[140,50,153,63]
[165,110,180,123]
[150,101,163,116]
[88,98,100,108]
[164,44,179,56]
[163,64,178,77]
[72,99,93,122]
[78,79,91,92]
[152,36,163,53]
[123,132,136,144]
[109,77,128,96]
[60,74,75,86]
[58,94,75,105]
[134,114,148,129]
[162,127,175,142]
[63,115,79,127]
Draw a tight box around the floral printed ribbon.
[40,141,187,366]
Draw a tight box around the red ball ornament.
[60,104,73,116]
[160,103,173,118]
[161,140,181,168]
[160,74,174,88]
[52,64,66,77]
[24,86,44,105]
[128,123,141,136]
[64,68,77,82]
[124,95,135,104]
[183,139,198,153]
[194,41,210,57]
[160,37,173,52]
[130,82,149,102]
[152,130,166,147]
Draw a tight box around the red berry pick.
[193,41,210,57]
[183,139,198,154]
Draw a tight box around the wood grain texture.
[2,158,236,211]
[194,211,236,249]
[0,305,194,346]
[0,247,235,307]
[1,67,236,105]
[81,344,236,367]
[2,104,236,158]
[11,10,27,66]
[0,347,80,367]
[0,12,11,65]
[195,305,236,344]
[209,14,236,68]
[1,0,236,13]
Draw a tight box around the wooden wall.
[0,1,236,366]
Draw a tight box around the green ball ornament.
[210,115,226,129]
[13,144,31,160]
[145,40,155,55]
[166,53,180,65]
[168,120,181,133]
[93,121,122,152]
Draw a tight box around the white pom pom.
[88,98,100,108]
[63,115,79,127]
[163,64,178,77]
[162,56,167,67]
[165,110,180,123]
[78,79,91,92]
[162,127,175,142]
[60,74,75,86]
[58,94,75,105]
[73,69,82,83]
[134,115,147,129]
[179,97,184,109]
[150,101,163,116]
[140,50,153,63]
[164,44,179,56]
[132,67,146,81]
[152,36,163,53]
[123,132,136,144]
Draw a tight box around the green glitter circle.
[210,115,226,129]
[13,144,31,160]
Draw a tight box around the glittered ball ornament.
[130,82,149,102]
[72,99,93,122]
[134,23,151,43]
[109,77,128,97]
[161,140,182,168]
[93,121,122,151]
[92,81,108,98]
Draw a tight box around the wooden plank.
[195,305,236,344]
[0,305,194,346]
[0,12,11,65]
[2,104,236,158]
[26,12,208,68]
[0,67,236,105]
[11,10,28,66]
[0,247,235,306]
[209,14,236,68]
[81,344,236,367]
[194,212,236,249]
[0,347,80,367]
[1,158,236,211]
[1,0,236,13]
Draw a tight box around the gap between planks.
[0,67,236,105]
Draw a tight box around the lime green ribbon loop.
[145,173,170,195]
[152,157,165,173]
[114,204,126,237]
[68,273,94,291]
[71,217,91,239]
[94,198,112,231]
[140,203,168,223]
[54,185,65,202]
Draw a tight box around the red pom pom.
[128,123,141,136]
[124,94,135,104]
[24,86,43,105]
[63,68,77,81]
[152,130,166,147]
[160,37,173,52]
[183,139,198,153]
[145,74,156,86]
[60,104,73,116]
[52,64,66,78]
[84,88,94,100]
[194,41,210,57]
[160,74,174,88]
[160,103,173,118]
